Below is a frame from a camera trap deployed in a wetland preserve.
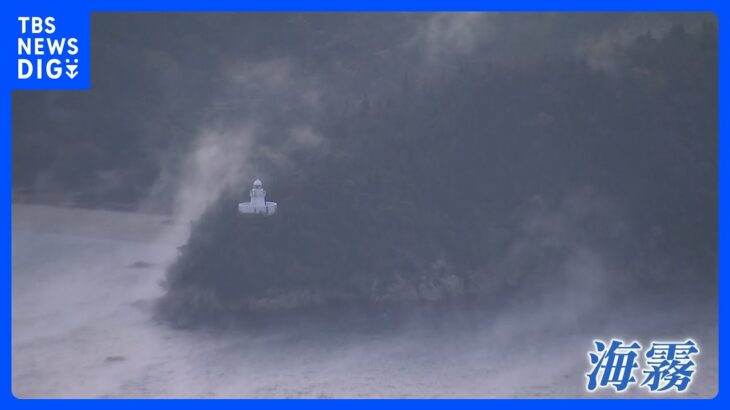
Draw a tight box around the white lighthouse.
[238,179,277,215]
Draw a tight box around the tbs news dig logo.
[17,17,79,80]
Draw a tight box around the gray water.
[11,204,717,398]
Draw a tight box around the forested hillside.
[159,21,717,325]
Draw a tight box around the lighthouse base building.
[238,179,277,216]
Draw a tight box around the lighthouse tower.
[238,179,277,215]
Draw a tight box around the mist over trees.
[11,14,717,325]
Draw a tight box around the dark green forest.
[164,20,716,324]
